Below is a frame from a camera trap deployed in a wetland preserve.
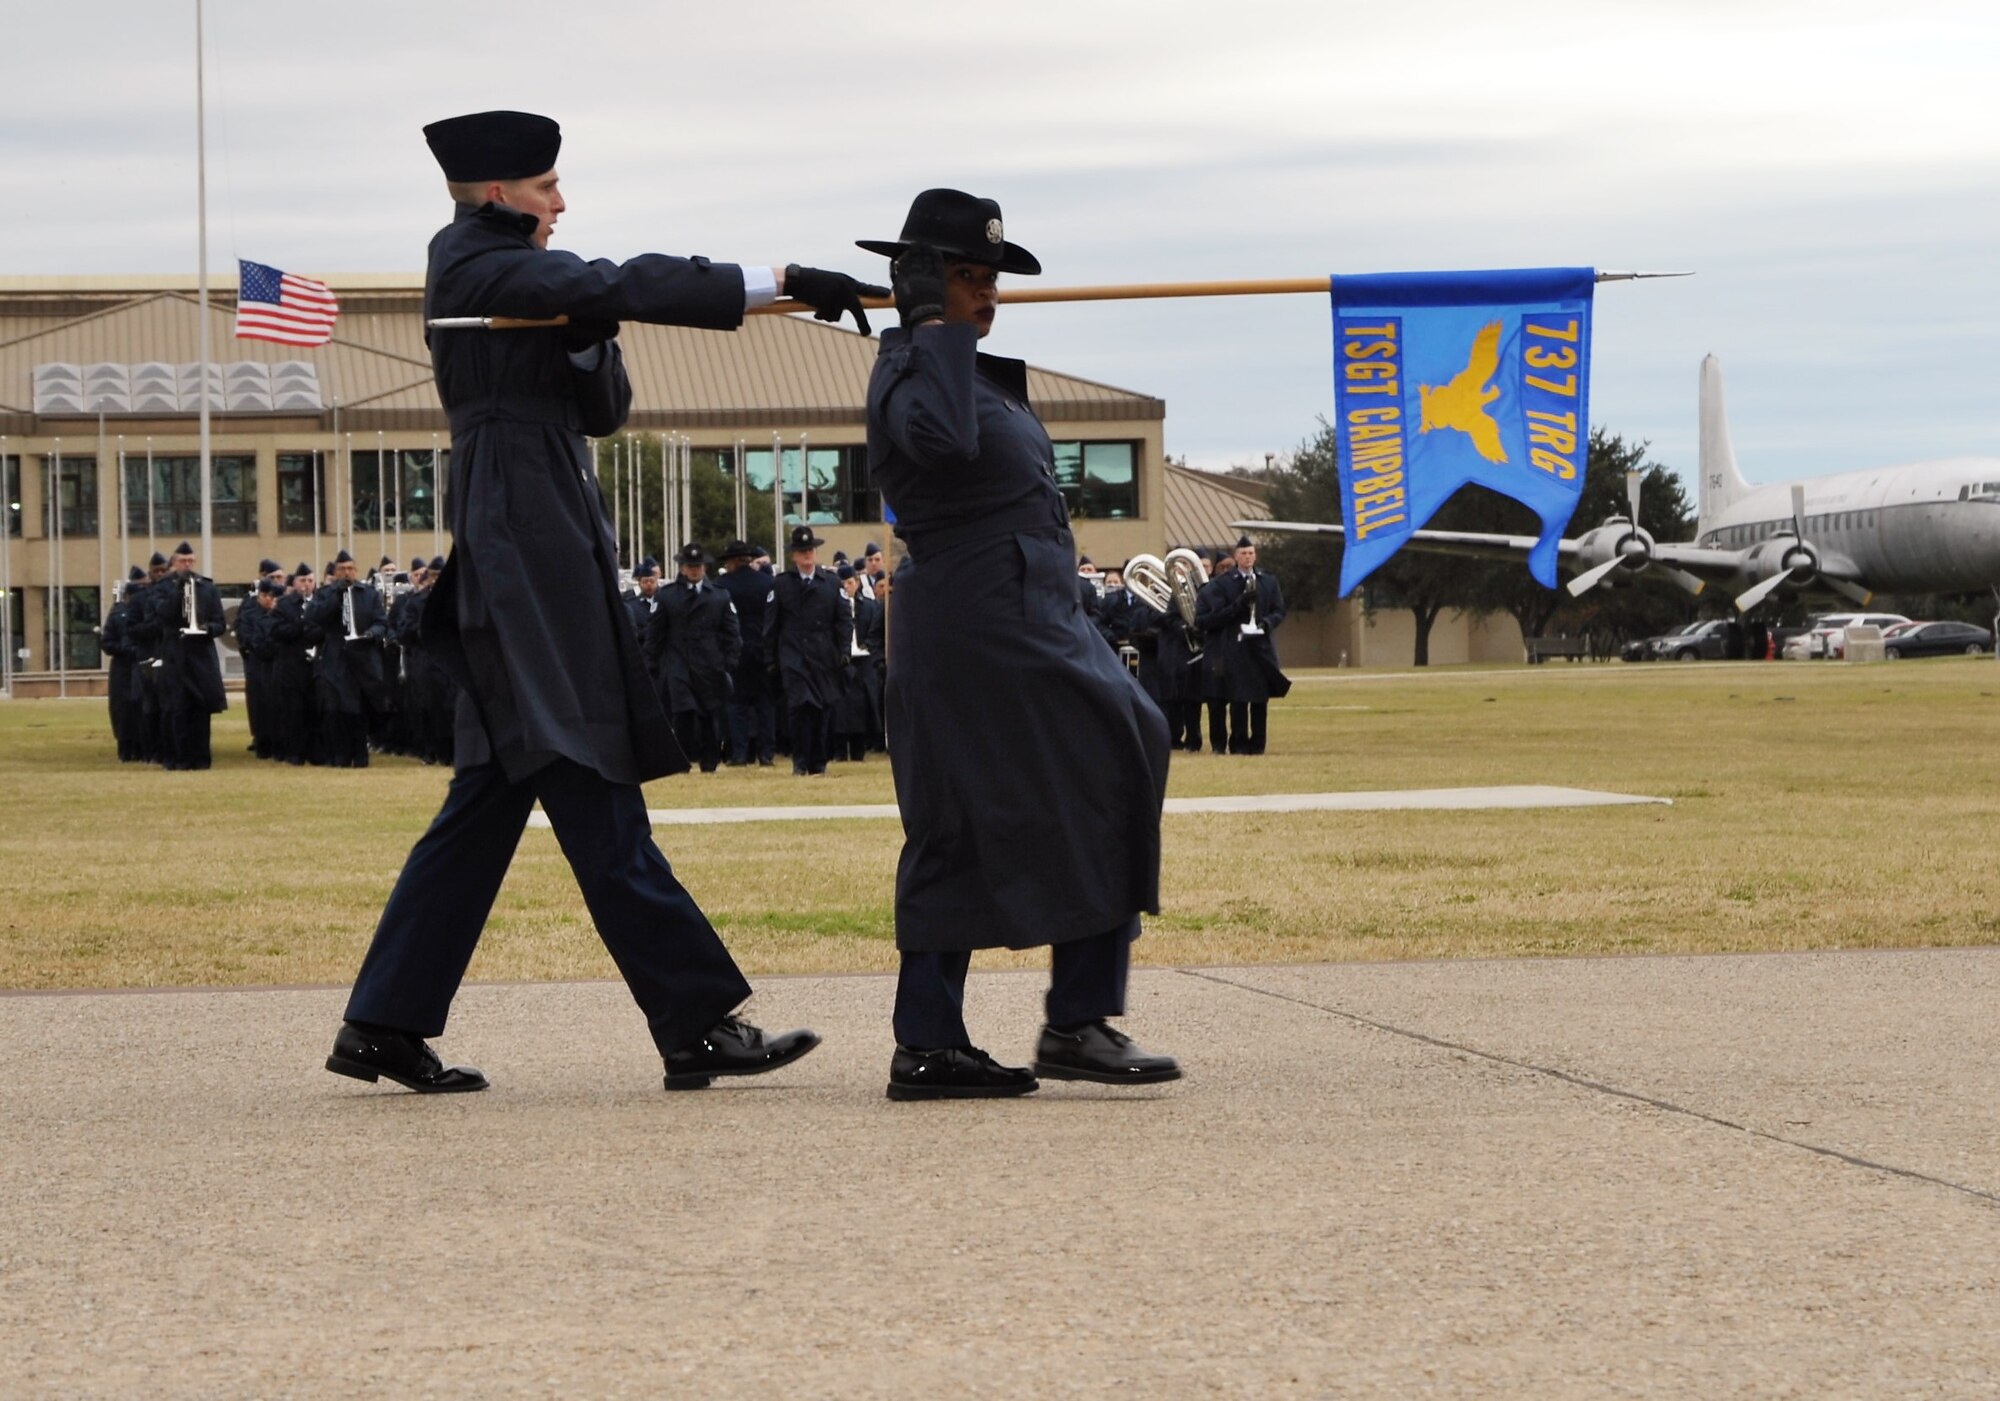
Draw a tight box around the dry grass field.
[2,657,1995,990]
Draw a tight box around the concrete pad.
[4,950,1998,1397]
[525,785,1668,829]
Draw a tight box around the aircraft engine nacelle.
[1571,518,1656,586]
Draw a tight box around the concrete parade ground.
[6,948,2000,1398]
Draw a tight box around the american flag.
[234,260,339,346]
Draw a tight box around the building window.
[48,585,102,670]
[3,455,18,539]
[740,444,871,525]
[348,449,447,533]
[1051,440,1139,519]
[277,452,327,533]
[42,455,99,537]
[125,455,258,535]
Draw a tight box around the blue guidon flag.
[1329,267,1594,594]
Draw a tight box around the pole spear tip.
[1594,270,1695,282]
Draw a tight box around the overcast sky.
[6,0,1995,499]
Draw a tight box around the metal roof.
[1163,464,1272,550]
[0,283,1163,435]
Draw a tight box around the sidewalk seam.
[1178,967,2000,1210]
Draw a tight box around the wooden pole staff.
[426,271,1689,330]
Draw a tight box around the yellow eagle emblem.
[1417,321,1508,464]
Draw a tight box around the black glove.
[889,244,947,329]
[562,318,621,353]
[784,265,887,336]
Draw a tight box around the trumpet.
[341,583,364,643]
[1240,567,1262,635]
[179,576,206,636]
[1125,548,1208,657]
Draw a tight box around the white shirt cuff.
[740,264,778,309]
[566,343,604,372]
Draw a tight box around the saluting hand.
[784,265,889,336]
[889,244,946,329]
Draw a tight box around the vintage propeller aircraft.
[1242,356,2000,611]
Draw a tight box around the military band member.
[862,188,1179,1099]
[644,543,740,775]
[266,564,319,765]
[830,563,883,761]
[716,540,776,767]
[100,569,146,761]
[135,541,227,771]
[130,551,171,765]
[767,524,851,778]
[239,579,286,759]
[304,549,387,768]
[1195,535,1289,755]
[326,109,870,1093]
[623,556,662,644]
[861,540,886,599]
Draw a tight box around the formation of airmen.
[97,530,1285,773]
[1083,535,1289,757]
[102,548,458,770]
[623,527,889,776]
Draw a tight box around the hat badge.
[986,218,1003,246]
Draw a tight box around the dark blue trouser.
[893,919,1136,1050]
[727,692,775,764]
[345,758,751,1056]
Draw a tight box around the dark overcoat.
[1196,569,1291,702]
[767,570,850,710]
[141,572,227,713]
[644,578,741,715]
[831,592,884,735]
[717,565,774,702]
[305,583,390,715]
[866,323,1170,953]
[268,591,317,691]
[101,600,139,725]
[420,200,749,785]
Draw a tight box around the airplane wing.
[1238,518,1749,586]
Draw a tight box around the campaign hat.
[717,539,757,562]
[857,189,1041,276]
[424,111,561,183]
[788,524,825,551]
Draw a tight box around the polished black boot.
[886,1045,1038,1101]
[663,1015,820,1090]
[325,1021,489,1093]
[1033,1020,1181,1085]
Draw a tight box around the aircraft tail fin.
[1698,354,1752,532]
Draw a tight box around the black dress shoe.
[325,1021,489,1093]
[1034,1021,1181,1085]
[887,1045,1038,1101]
[663,1015,820,1090]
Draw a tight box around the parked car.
[1622,622,1697,662]
[1882,621,1994,659]
[1803,612,1911,659]
[1651,618,1740,661]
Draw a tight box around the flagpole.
[375,429,386,569]
[193,0,214,578]
[52,439,66,695]
[429,271,1695,331]
[1,435,12,697]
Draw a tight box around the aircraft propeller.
[1731,484,1872,613]
[1566,471,1705,598]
